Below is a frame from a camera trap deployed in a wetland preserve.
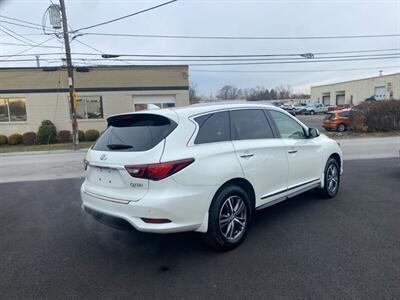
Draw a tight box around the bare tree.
[244,86,271,101]
[189,81,201,104]
[216,85,242,100]
[276,85,292,99]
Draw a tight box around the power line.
[2,52,400,61]
[75,47,400,58]
[0,41,61,48]
[0,23,39,45]
[185,55,400,66]
[63,52,400,62]
[1,46,400,58]
[190,65,400,73]
[77,55,400,66]
[2,36,57,60]
[72,38,133,65]
[73,0,178,32]
[0,33,50,37]
[77,32,400,40]
[0,20,46,31]
[0,14,52,29]
[0,26,34,46]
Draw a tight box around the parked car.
[322,109,350,132]
[327,104,350,112]
[305,104,328,115]
[81,103,343,250]
[280,104,296,116]
[293,103,307,114]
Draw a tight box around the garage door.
[322,95,330,106]
[374,86,385,100]
[336,94,345,105]
[133,95,176,111]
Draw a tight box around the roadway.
[1,158,399,299]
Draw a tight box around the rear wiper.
[107,144,133,150]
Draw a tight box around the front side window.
[76,96,103,119]
[338,111,349,117]
[0,98,27,122]
[231,109,274,140]
[194,111,230,144]
[269,110,306,139]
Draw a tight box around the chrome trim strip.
[287,182,321,199]
[256,195,287,210]
[88,161,125,170]
[257,180,321,211]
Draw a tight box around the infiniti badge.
[100,154,107,161]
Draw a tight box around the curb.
[0,148,88,157]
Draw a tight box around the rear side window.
[93,113,177,152]
[194,111,230,144]
[231,109,274,140]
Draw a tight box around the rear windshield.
[93,113,177,152]
[324,113,334,120]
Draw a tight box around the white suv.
[81,103,342,250]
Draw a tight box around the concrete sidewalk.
[338,136,400,160]
[0,136,399,183]
[0,149,86,183]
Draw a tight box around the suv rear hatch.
[84,112,177,202]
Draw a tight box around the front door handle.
[240,153,254,158]
[288,149,298,154]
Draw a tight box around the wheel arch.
[329,152,341,170]
[214,177,256,212]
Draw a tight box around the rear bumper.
[80,181,214,233]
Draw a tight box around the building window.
[134,103,174,111]
[76,96,103,119]
[0,98,27,122]
[133,95,176,111]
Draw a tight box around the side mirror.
[308,127,320,138]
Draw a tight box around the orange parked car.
[322,109,350,132]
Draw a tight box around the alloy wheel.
[326,164,339,194]
[219,195,247,242]
[337,124,346,132]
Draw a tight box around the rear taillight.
[125,158,195,181]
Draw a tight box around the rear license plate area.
[90,166,124,187]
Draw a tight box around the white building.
[311,73,400,106]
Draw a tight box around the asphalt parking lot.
[1,158,400,299]
[297,114,325,132]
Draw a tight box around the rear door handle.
[288,150,298,154]
[240,153,254,158]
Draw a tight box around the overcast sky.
[0,0,400,96]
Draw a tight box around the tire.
[204,185,251,251]
[319,157,340,198]
[310,110,315,115]
[337,123,346,132]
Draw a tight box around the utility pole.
[59,0,79,150]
